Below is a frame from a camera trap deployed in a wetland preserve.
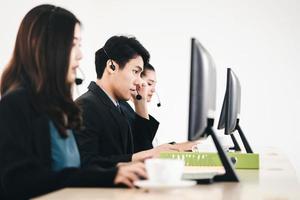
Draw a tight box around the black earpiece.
[110,61,116,71]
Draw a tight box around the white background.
[1,0,299,180]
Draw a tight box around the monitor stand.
[236,119,253,153]
[197,119,239,183]
[229,134,242,151]
[225,119,253,154]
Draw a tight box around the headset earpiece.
[103,48,116,71]
[110,60,115,71]
[110,64,115,71]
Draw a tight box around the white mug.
[145,158,184,183]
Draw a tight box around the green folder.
[159,152,259,169]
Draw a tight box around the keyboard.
[182,166,224,180]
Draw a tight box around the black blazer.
[0,88,117,200]
[119,101,159,152]
[75,82,159,167]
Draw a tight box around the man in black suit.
[75,36,177,168]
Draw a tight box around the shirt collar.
[97,84,119,107]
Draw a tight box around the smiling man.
[75,36,176,168]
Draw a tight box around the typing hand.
[114,162,148,188]
[151,143,181,157]
[172,141,200,152]
[132,143,180,162]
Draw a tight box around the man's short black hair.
[95,35,150,79]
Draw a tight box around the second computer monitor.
[217,68,253,153]
[218,68,241,134]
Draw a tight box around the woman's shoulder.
[1,86,29,99]
[0,87,31,109]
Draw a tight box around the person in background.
[118,62,159,152]
[122,63,198,152]
[140,63,157,103]
[0,5,146,200]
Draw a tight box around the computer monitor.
[218,68,253,153]
[188,38,216,140]
[188,38,239,182]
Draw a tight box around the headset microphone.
[156,92,161,107]
[136,92,142,100]
[75,78,83,85]
[75,67,85,85]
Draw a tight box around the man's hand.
[132,80,149,119]
[172,141,200,152]
[132,79,148,103]
[132,143,180,162]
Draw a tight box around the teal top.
[49,121,80,171]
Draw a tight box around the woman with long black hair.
[0,4,146,199]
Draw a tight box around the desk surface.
[33,148,300,200]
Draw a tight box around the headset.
[103,48,116,71]
[155,92,161,107]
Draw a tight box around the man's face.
[113,56,144,101]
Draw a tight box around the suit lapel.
[109,108,129,150]
[88,81,116,108]
[88,81,130,152]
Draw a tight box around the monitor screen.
[188,38,217,141]
[217,68,241,134]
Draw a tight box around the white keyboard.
[182,166,224,180]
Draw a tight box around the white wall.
[1,0,300,180]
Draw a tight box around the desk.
[33,148,300,200]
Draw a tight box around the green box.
[159,152,259,169]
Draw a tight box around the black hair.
[95,35,150,79]
[1,4,82,137]
[141,63,155,77]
